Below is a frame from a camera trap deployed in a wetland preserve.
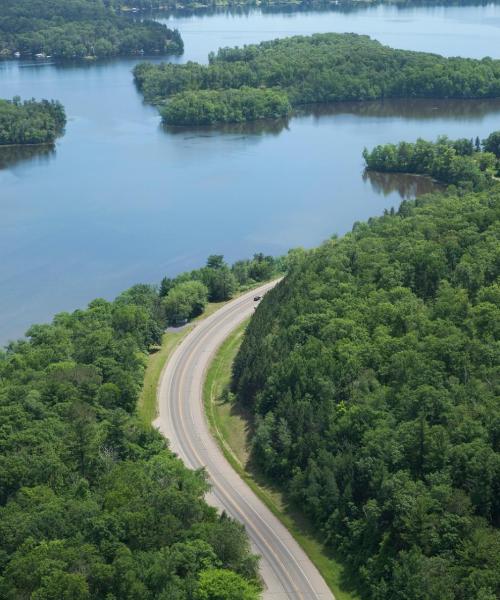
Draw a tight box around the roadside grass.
[138,300,226,426]
[204,321,360,600]
[138,280,274,427]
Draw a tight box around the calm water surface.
[2,2,500,343]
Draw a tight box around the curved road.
[155,282,334,599]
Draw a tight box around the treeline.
[160,88,291,125]
[0,0,182,60]
[160,253,284,323]
[113,0,499,12]
[233,190,500,598]
[363,131,500,190]
[134,33,500,124]
[0,97,66,145]
[0,251,285,598]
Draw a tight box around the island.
[161,87,291,125]
[134,32,500,125]
[0,97,66,145]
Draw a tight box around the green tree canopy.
[233,187,500,600]
[0,97,66,145]
[195,569,260,600]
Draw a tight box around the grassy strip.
[138,281,276,426]
[204,322,359,600]
[138,300,226,426]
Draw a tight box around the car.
[254,295,262,301]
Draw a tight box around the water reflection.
[363,169,443,198]
[161,98,500,136]
[303,97,500,121]
[163,117,289,136]
[156,0,500,19]
[0,144,55,171]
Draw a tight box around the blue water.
[1,2,500,344]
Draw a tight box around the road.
[155,282,334,600]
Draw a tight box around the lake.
[1,2,500,344]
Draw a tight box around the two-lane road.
[155,282,334,599]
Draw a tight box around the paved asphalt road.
[155,282,335,599]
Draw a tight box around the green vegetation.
[162,280,209,324]
[138,300,236,427]
[363,133,500,190]
[195,568,259,600]
[205,320,358,600]
[138,252,286,425]
[483,130,500,158]
[138,327,186,426]
[205,321,251,467]
[161,88,291,126]
[0,97,66,145]
[159,252,284,323]
[134,33,500,124]
[0,0,182,60]
[0,251,289,599]
[0,284,260,599]
[233,188,500,599]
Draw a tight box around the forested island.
[0,0,182,60]
[161,88,291,125]
[0,252,283,599]
[364,131,500,190]
[232,185,500,598]
[0,97,66,145]
[134,33,500,125]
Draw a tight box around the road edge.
[202,310,357,600]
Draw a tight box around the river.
[1,2,500,344]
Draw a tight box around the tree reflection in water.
[363,169,444,198]
[163,117,289,137]
[0,144,55,171]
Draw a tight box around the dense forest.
[0,0,182,59]
[233,189,500,599]
[0,252,285,599]
[0,97,66,145]
[134,33,500,124]
[363,132,500,190]
[160,88,291,125]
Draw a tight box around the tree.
[483,130,500,157]
[206,255,225,270]
[162,280,208,324]
[201,268,237,302]
[195,569,259,600]
[159,276,173,298]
